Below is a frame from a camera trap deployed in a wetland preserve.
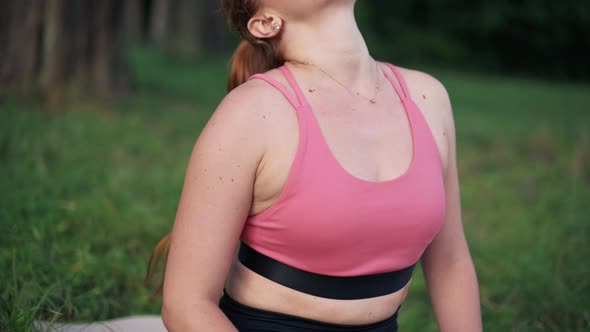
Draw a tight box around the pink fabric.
[242,63,446,276]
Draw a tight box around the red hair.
[222,0,284,91]
[145,0,283,296]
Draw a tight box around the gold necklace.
[286,59,382,104]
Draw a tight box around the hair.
[144,0,284,297]
[222,0,284,91]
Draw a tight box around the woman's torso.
[224,62,448,325]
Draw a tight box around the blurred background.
[1,0,589,331]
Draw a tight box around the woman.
[152,0,483,331]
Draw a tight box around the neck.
[280,2,376,87]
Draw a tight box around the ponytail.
[144,233,171,298]
[227,39,283,92]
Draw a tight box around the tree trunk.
[200,0,230,55]
[124,0,144,44]
[93,0,114,95]
[70,0,93,88]
[21,0,43,91]
[41,0,66,103]
[150,0,170,46]
[0,0,43,97]
[0,0,131,104]
[175,0,202,56]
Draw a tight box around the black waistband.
[219,289,399,332]
[238,242,416,300]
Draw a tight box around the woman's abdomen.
[224,258,411,326]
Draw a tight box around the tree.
[0,0,44,95]
[148,0,232,57]
[150,0,171,47]
[124,0,146,43]
[0,0,131,103]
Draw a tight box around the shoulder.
[384,64,453,120]
[399,65,455,139]
[382,63,456,173]
[211,68,296,137]
[219,69,291,114]
[200,68,300,163]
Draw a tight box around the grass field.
[1,48,589,332]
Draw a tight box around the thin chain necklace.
[286,59,382,104]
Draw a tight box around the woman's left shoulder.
[390,64,454,125]
[382,63,455,172]
[391,65,451,110]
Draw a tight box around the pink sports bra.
[238,63,446,297]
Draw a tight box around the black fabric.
[218,290,399,332]
[238,242,415,300]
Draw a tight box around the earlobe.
[247,14,283,39]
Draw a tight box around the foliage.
[0,0,130,99]
[1,48,589,331]
[357,0,590,80]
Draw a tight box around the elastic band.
[384,63,411,100]
[279,66,310,108]
[238,242,415,300]
[380,65,407,103]
[248,73,302,109]
[219,289,399,331]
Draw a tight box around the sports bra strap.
[278,66,309,108]
[384,63,412,101]
[248,73,302,109]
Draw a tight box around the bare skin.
[224,63,441,326]
[162,1,482,331]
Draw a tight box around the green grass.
[1,48,589,331]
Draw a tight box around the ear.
[247,13,283,39]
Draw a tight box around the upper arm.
[162,82,270,311]
[412,70,471,271]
